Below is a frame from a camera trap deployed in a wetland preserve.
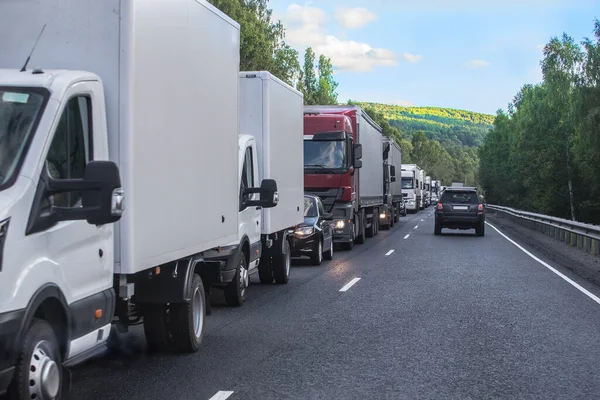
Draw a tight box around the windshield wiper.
[304,164,338,174]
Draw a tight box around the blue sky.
[269,0,599,115]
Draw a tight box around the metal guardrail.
[486,204,600,256]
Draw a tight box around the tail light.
[478,204,483,212]
[437,203,443,210]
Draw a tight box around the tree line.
[208,0,481,187]
[479,19,600,224]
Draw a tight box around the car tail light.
[478,204,483,212]
[437,203,443,210]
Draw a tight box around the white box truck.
[381,136,403,228]
[0,1,278,398]
[424,175,432,207]
[204,71,304,306]
[401,164,423,213]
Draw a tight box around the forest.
[479,19,600,224]
[206,0,488,188]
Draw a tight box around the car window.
[440,191,479,204]
[304,197,317,217]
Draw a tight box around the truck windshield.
[401,177,414,189]
[0,88,47,189]
[304,139,346,171]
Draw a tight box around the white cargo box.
[0,0,241,274]
[239,71,304,234]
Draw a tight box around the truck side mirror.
[48,161,124,226]
[243,179,279,209]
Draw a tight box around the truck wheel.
[355,215,366,244]
[143,304,172,353]
[169,273,205,353]
[341,225,355,250]
[273,240,291,284]
[9,319,63,400]
[224,251,248,307]
[311,239,323,266]
[324,237,334,260]
[258,257,274,284]
[393,208,399,223]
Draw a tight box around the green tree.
[315,55,338,104]
[298,48,338,105]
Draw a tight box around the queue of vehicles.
[0,0,445,398]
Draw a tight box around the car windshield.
[401,177,414,189]
[304,139,346,170]
[0,89,46,189]
[441,191,479,204]
[304,197,318,217]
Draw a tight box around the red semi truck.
[303,106,384,250]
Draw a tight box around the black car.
[434,187,485,236]
[290,195,334,265]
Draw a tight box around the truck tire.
[143,304,172,353]
[310,238,323,265]
[169,273,205,353]
[273,239,291,284]
[224,251,248,307]
[258,257,274,284]
[9,319,63,400]
[355,214,366,244]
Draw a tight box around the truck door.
[29,83,113,307]
[240,144,261,266]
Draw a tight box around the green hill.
[355,102,494,147]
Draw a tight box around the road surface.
[64,209,600,399]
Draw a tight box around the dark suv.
[434,187,485,236]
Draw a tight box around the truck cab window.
[241,147,254,201]
[46,96,92,207]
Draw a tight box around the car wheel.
[476,222,485,236]
[324,237,334,260]
[434,223,442,236]
[311,238,323,265]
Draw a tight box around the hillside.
[355,102,495,148]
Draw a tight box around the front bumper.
[404,201,417,211]
[331,219,353,243]
[290,234,318,256]
[0,309,25,394]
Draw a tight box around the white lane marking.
[209,391,234,400]
[385,249,395,256]
[421,219,424,222]
[486,222,600,306]
[404,234,410,239]
[414,225,419,229]
[339,278,361,292]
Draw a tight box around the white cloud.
[465,59,491,69]
[334,7,377,30]
[536,44,545,51]
[402,52,423,63]
[392,100,414,106]
[281,4,398,72]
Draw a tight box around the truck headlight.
[294,226,314,236]
[0,218,9,272]
[334,220,345,229]
[379,212,386,219]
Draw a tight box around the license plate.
[453,205,468,210]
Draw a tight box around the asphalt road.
[64,209,600,400]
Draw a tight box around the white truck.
[381,136,403,228]
[204,71,304,306]
[0,1,278,398]
[424,175,432,207]
[401,164,423,213]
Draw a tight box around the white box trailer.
[205,71,304,306]
[401,164,423,213]
[381,136,403,228]
[0,0,263,396]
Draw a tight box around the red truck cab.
[303,110,363,249]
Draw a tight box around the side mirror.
[47,161,124,226]
[353,143,363,164]
[322,213,333,221]
[243,179,279,209]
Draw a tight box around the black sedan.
[434,187,485,236]
[290,195,334,265]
